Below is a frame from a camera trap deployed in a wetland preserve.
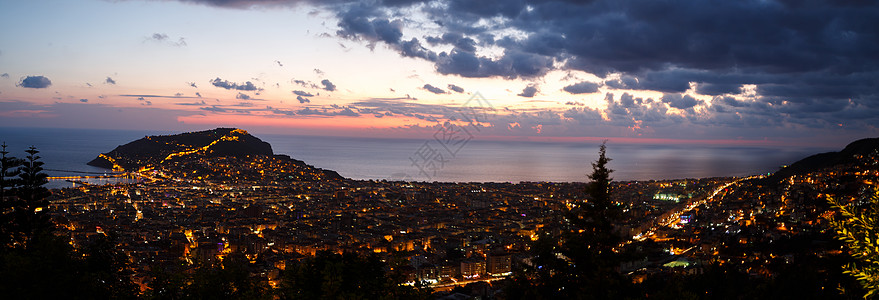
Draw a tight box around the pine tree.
[0,142,23,201]
[580,141,620,253]
[8,146,53,249]
[504,142,632,299]
[0,142,24,248]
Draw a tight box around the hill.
[88,128,272,171]
[767,137,879,182]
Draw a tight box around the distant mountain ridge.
[768,137,879,182]
[88,128,273,171]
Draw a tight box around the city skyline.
[1,0,877,147]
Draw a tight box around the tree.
[505,142,632,299]
[829,190,879,298]
[0,142,23,248]
[3,146,52,249]
[82,232,140,299]
[0,142,23,201]
[578,140,620,253]
[587,141,613,209]
[0,145,140,299]
[278,251,430,300]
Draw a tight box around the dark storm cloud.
[517,85,538,98]
[562,81,600,94]
[105,77,116,85]
[210,77,259,91]
[422,84,446,94]
[320,79,336,91]
[18,75,52,89]
[336,5,403,45]
[661,94,701,110]
[170,0,879,133]
[695,83,742,96]
[293,90,314,97]
[435,49,553,78]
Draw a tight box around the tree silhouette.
[0,142,23,247]
[505,142,632,299]
[0,145,139,299]
[0,146,53,250]
[278,251,430,300]
[0,142,23,201]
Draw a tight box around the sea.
[0,127,832,189]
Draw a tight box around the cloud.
[1,73,9,79]
[292,90,314,97]
[195,92,202,97]
[321,79,336,91]
[160,0,879,138]
[105,76,116,85]
[137,97,146,101]
[210,77,258,91]
[176,100,207,106]
[149,33,186,46]
[295,106,360,117]
[297,95,310,103]
[422,84,446,94]
[17,75,52,89]
[188,82,198,88]
[293,79,319,89]
[563,81,600,94]
[314,68,324,75]
[235,93,251,100]
[447,84,464,93]
[274,60,283,67]
[200,106,226,112]
[695,83,742,96]
[661,93,701,109]
[517,85,538,98]
[336,6,404,46]
[120,94,199,99]
[79,99,88,103]
[435,49,553,78]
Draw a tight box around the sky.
[1,0,877,147]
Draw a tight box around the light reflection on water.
[46,177,142,189]
[0,127,835,186]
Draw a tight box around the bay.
[0,127,831,187]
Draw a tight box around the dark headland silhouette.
[87,128,342,180]
[88,128,272,170]
[767,137,879,182]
